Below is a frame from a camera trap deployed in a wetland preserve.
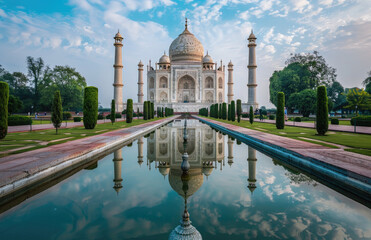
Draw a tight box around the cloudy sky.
[0,0,370,108]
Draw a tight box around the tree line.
[0,56,87,114]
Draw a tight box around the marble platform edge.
[195,116,371,202]
[0,116,177,198]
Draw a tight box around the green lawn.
[203,117,371,156]
[0,118,165,157]
[287,120,352,126]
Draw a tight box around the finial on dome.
[207,50,208,55]
[185,17,188,30]
[164,50,166,55]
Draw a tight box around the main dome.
[169,24,204,63]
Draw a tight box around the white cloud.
[0,8,7,17]
[290,0,311,13]
[239,10,250,20]
[319,0,333,6]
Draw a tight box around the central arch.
[177,75,195,103]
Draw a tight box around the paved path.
[199,117,371,180]
[7,118,132,133]
[242,118,371,134]
[0,117,177,196]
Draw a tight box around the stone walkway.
[7,118,131,133]
[0,117,177,196]
[242,118,371,134]
[199,117,371,180]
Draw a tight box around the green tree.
[344,88,370,114]
[249,106,254,124]
[151,102,154,119]
[126,99,133,123]
[237,99,242,123]
[51,90,63,134]
[316,86,328,135]
[110,99,116,125]
[231,100,236,122]
[219,103,222,119]
[287,89,316,117]
[40,66,87,111]
[228,103,231,121]
[276,92,285,129]
[143,101,148,120]
[0,82,9,139]
[222,103,227,120]
[83,86,98,129]
[362,71,371,94]
[8,95,23,115]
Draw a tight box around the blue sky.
[0,0,370,107]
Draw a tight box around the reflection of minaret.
[247,146,257,193]
[137,137,144,166]
[113,149,123,194]
[227,138,234,167]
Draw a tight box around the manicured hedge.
[351,116,371,126]
[8,115,32,126]
[276,92,285,129]
[74,117,82,122]
[98,114,104,120]
[269,115,275,120]
[110,99,116,124]
[222,103,227,120]
[0,82,9,139]
[249,106,254,124]
[219,104,222,119]
[231,100,236,122]
[126,99,133,123]
[83,86,98,129]
[330,118,339,125]
[228,103,231,121]
[52,91,63,134]
[316,86,328,135]
[143,101,148,120]
[236,99,241,123]
[294,117,301,122]
[62,112,72,120]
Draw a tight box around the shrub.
[316,86,328,135]
[144,101,148,120]
[73,117,82,122]
[219,103,222,119]
[110,99,116,125]
[151,102,154,119]
[241,113,249,118]
[228,104,231,121]
[276,92,285,129]
[97,114,104,120]
[330,118,339,125]
[294,117,302,122]
[237,99,241,123]
[115,113,122,118]
[8,115,32,126]
[222,103,227,120]
[0,82,9,139]
[350,116,371,126]
[249,106,254,124]
[83,86,98,129]
[126,99,133,123]
[231,100,236,122]
[269,115,275,120]
[62,112,72,120]
[52,91,63,134]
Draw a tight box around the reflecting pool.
[0,119,370,239]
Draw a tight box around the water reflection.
[113,149,123,194]
[247,146,257,193]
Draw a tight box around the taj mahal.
[113,19,258,113]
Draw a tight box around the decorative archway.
[149,77,155,89]
[160,77,168,88]
[218,77,223,89]
[218,92,223,103]
[177,75,195,103]
[205,77,213,88]
[160,91,168,102]
[205,91,213,103]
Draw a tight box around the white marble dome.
[202,53,213,64]
[159,53,170,64]
[169,27,204,63]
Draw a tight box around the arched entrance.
[177,75,195,103]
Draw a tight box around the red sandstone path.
[7,118,134,133]
[242,118,371,134]
[0,117,176,192]
[198,116,371,180]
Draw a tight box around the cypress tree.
[0,82,9,139]
[162,107,164,117]
[219,103,222,119]
[276,92,285,129]
[228,104,231,121]
[83,86,98,129]
[316,86,329,135]
[214,104,217,118]
[249,106,254,124]
[126,99,133,123]
[222,102,227,120]
[51,90,63,134]
[151,102,154,119]
[110,99,115,125]
[143,101,148,120]
[231,100,236,122]
[237,99,241,123]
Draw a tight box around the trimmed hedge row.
[351,116,371,126]
[74,117,82,122]
[8,115,32,126]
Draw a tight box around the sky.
[0,0,370,108]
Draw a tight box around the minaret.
[113,31,124,112]
[227,138,234,166]
[247,146,257,193]
[137,61,144,104]
[137,137,144,166]
[227,60,234,104]
[247,30,258,110]
[113,149,123,194]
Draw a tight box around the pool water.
[0,119,370,239]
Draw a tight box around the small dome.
[159,166,170,176]
[114,31,123,39]
[202,167,213,176]
[202,52,213,64]
[159,53,170,64]
[228,60,233,66]
[138,60,144,66]
[248,30,256,40]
